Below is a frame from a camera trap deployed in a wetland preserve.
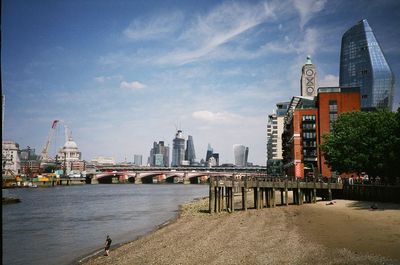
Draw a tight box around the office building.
[172,130,185,167]
[133,154,142,166]
[212,153,219,166]
[339,19,395,110]
[149,141,169,167]
[233,144,249,167]
[19,147,41,176]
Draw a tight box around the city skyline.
[2,0,400,165]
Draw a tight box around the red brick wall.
[317,91,361,177]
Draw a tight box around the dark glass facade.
[184,135,196,165]
[339,19,395,110]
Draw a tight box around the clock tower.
[300,55,318,97]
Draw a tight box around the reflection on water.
[3,184,208,265]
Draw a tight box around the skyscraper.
[233,144,249,167]
[212,153,219,166]
[300,56,318,97]
[172,130,185,167]
[339,19,395,110]
[185,135,196,165]
[133,154,142,166]
[205,143,213,163]
[149,141,169,167]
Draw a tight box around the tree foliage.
[320,109,400,183]
[44,165,57,173]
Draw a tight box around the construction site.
[2,120,87,188]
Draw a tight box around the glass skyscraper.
[149,141,169,167]
[185,135,196,165]
[233,144,249,167]
[172,130,185,167]
[339,19,395,110]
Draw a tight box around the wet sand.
[81,194,400,265]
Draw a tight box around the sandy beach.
[81,193,400,265]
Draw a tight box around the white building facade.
[2,140,21,175]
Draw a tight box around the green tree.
[44,165,57,173]
[320,109,400,184]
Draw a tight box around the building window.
[329,100,338,131]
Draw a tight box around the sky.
[2,0,400,165]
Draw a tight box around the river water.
[2,184,208,265]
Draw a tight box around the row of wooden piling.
[208,177,336,213]
[342,184,400,203]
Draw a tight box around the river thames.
[2,184,208,265]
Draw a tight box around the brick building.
[282,87,360,178]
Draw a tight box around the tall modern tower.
[185,135,196,165]
[233,144,249,167]
[205,143,213,163]
[339,19,395,110]
[300,56,318,97]
[172,130,185,167]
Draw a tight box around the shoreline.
[75,196,208,264]
[81,194,400,265]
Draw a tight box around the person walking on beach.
[104,235,112,256]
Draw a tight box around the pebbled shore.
[81,194,400,265]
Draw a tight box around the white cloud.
[120,81,146,90]
[318,74,339,87]
[297,28,319,55]
[123,11,183,41]
[293,0,327,29]
[192,110,240,124]
[155,1,276,65]
[94,75,122,83]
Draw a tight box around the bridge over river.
[87,166,266,184]
[89,170,256,184]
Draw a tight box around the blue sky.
[2,0,400,165]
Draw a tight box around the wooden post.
[280,189,284,206]
[242,185,247,211]
[272,187,276,208]
[231,178,235,212]
[209,178,215,213]
[285,181,289,206]
[215,187,219,213]
[220,187,223,212]
[227,188,232,212]
[328,178,332,201]
[299,189,303,205]
[313,188,317,203]
[253,188,257,209]
[231,187,235,213]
